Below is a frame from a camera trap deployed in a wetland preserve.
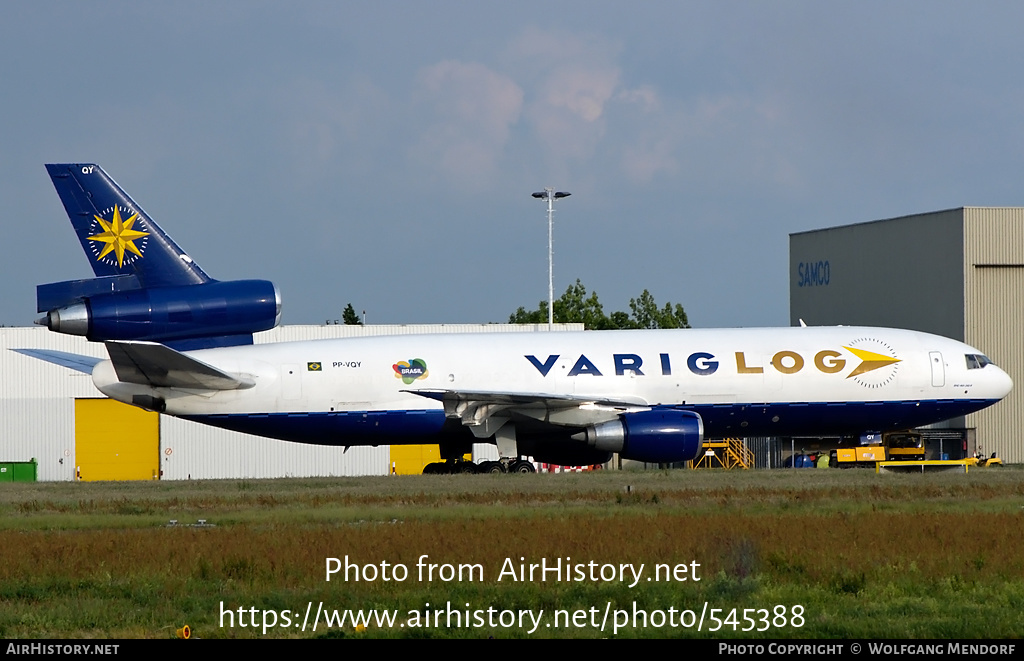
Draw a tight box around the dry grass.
[1,468,1023,638]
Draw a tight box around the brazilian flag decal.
[307,362,322,371]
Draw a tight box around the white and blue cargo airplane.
[20,164,1013,472]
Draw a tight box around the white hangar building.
[790,207,1024,463]
[1,323,581,481]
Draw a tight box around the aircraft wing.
[10,348,103,374]
[405,388,650,433]
[105,341,255,390]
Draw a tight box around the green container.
[0,460,38,483]
[13,460,37,482]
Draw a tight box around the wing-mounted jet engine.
[572,409,704,464]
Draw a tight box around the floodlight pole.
[532,188,571,331]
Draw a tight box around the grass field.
[1,467,1023,639]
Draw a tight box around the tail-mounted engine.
[38,278,281,348]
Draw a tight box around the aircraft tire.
[458,461,478,474]
[480,461,506,474]
[509,460,535,474]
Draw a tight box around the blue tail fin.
[45,163,211,287]
[39,164,280,349]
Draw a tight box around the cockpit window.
[965,354,993,369]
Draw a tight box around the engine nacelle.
[44,279,281,344]
[573,409,704,463]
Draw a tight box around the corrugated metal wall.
[259,323,584,343]
[964,208,1024,463]
[158,417,390,479]
[1,328,107,481]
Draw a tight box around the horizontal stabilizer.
[37,275,141,313]
[10,348,103,374]
[105,341,255,390]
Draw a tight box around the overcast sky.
[4,2,1024,329]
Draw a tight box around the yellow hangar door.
[389,444,442,475]
[75,399,160,481]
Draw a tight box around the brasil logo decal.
[88,205,150,268]
[393,359,429,384]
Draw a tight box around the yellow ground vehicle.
[884,432,927,461]
[966,452,1003,467]
[830,431,924,468]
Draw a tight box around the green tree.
[628,290,690,329]
[342,303,362,325]
[609,310,634,329]
[553,279,611,330]
[509,280,690,330]
[508,301,548,325]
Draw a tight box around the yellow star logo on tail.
[843,346,901,378]
[88,206,149,267]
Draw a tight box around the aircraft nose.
[989,365,1013,400]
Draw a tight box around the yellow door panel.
[389,444,441,475]
[75,399,159,481]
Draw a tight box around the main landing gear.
[421,458,536,475]
[423,421,536,474]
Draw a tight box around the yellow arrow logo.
[843,346,901,378]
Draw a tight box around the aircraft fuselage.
[91,325,1011,447]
